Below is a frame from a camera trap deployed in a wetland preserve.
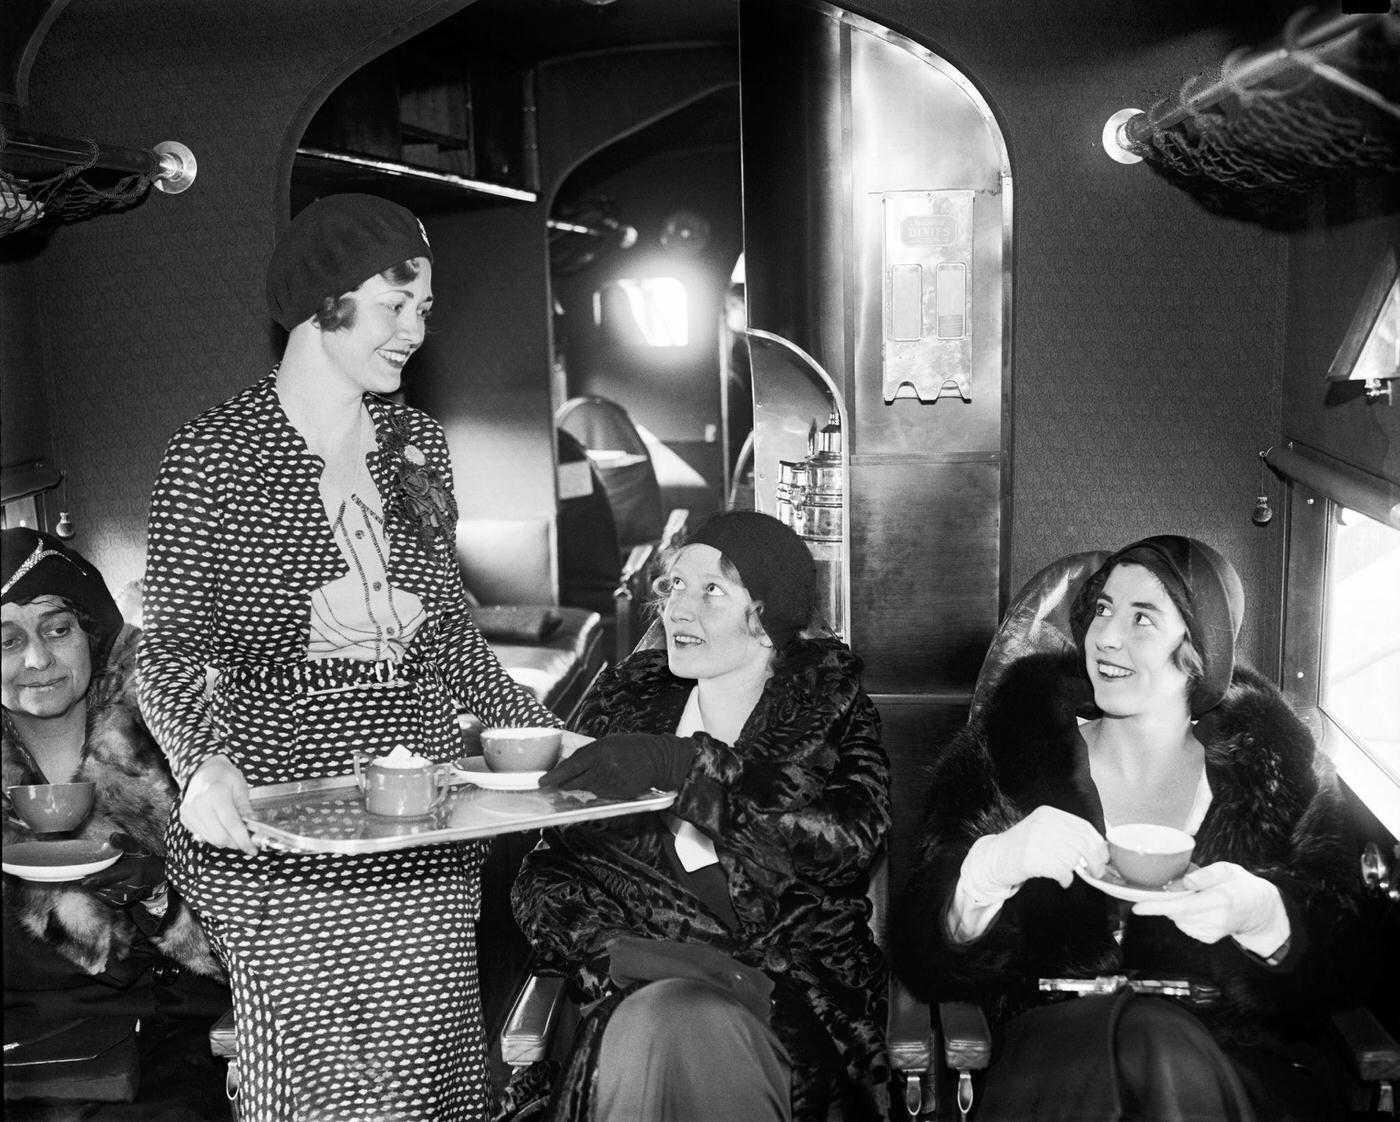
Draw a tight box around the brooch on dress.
[379,412,458,553]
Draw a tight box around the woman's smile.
[376,345,413,369]
[1093,659,1133,681]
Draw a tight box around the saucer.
[453,758,545,791]
[2,840,121,883]
[1075,862,1199,903]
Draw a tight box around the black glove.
[539,734,696,798]
[79,833,167,908]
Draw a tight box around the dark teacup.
[5,782,96,833]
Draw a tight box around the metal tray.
[245,771,675,854]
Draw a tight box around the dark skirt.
[972,991,1344,1122]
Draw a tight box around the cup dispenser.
[774,412,846,640]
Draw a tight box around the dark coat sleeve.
[676,643,890,909]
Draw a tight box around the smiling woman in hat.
[509,511,892,1122]
[890,535,1362,1122]
[137,194,563,1122]
[3,528,228,1118]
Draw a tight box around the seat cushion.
[485,606,603,718]
[472,605,563,644]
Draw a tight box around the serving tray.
[245,771,675,854]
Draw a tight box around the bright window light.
[595,277,689,347]
[1322,509,1400,785]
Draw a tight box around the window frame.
[1279,453,1400,836]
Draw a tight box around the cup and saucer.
[1075,862,1199,903]
[2,782,117,883]
[454,727,563,791]
[1074,823,1200,903]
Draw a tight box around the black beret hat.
[686,511,817,650]
[2,528,124,668]
[266,193,433,330]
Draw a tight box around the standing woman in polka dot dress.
[138,194,562,1122]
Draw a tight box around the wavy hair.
[313,258,424,332]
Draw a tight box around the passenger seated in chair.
[511,511,891,1122]
[2,529,229,1119]
[891,535,1361,1122]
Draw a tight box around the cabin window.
[594,278,689,348]
[1321,509,1400,774]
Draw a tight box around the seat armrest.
[1330,1005,1400,1084]
[208,1007,237,1059]
[888,976,935,1073]
[889,976,938,1119]
[501,974,569,1068]
[939,1001,992,1072]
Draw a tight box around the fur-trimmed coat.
[2,626,223,982]
[512,638,891,1122]
[890,652,1361,1046]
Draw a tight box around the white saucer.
[453,758,546,791]
[1075,863,1198,903]
[2,840,121,883]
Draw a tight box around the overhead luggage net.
[1103,9,1400,227]
[0,126,196,238]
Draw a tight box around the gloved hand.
[1132,861,1290,957]
[79,833,167,908]
[539,734,697,798]
[960,805,1109,903]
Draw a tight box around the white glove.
[1132,861,1290,958]
[959,806,1109,903]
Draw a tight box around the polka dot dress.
[139,374,560,1121]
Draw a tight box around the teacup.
[480,727,563,773]
[1106,823,1195,887]
[353,751,451,817]
[4,782,96,833]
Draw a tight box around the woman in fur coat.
[3,528,228,1117]
[511,512,891,1122]
[890,535,1362,1122]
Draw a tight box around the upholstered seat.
[885,550,1400,1120]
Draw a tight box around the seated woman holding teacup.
[509,512,892,1122]
[890,535,1363,1122]
[2,528,230,1118]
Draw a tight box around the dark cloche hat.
[2,528,124,667]
[686,511,817,650]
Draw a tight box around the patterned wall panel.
[20,0,469,590]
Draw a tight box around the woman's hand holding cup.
[1131,861,1289,956]
[180,754,257,855]
[962,805,1109,902]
